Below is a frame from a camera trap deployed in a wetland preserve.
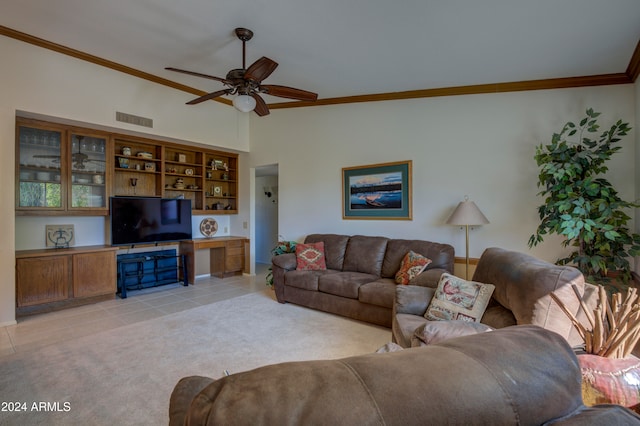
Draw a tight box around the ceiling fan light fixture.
[233,94,256,112]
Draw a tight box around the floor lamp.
[446,196,489,279]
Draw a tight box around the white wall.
[0,36,246,324]
[249,85,636,265]
[14,214,233,251]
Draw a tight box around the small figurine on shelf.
[223,162,229,171]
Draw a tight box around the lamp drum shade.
[446,200,489,226]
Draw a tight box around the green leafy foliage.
[529,108,640,284]
[265,241,298,287]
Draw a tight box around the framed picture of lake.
[342,160,412,220]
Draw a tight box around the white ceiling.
[2,0,640,105]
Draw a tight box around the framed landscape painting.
[342,160,412,220]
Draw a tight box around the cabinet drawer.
[226,240,244,248]
[226,246,244,257]
[225,255,244,272]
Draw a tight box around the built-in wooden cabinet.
[16,246,118,315]
[113,137,239,214]
[16,119,111,215]
[16,118,240,215]
[204,152,238,212]
[16,255,69,307]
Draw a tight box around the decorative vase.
[578,354,640,407]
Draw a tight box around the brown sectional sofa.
[169,326,640,425]
[271,234,455,327]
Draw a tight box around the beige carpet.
[0,290,391,425]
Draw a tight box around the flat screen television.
[110,196,192,246]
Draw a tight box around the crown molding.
[0,25,232,107]
[626,39,640,83]
[268,73,632,110]
[1,25,636,111]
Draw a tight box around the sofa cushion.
[304,234,350,271]
[394,285,436,316]
[382,239,455,278]
[318,272,378,299]
[425,273,495,322]
[411,320,493,347]
[342,235,388,276]
[358,279,396,308]
[481,303,517,329]
[392,313,429,348]
[295,242,327,270]
[472,247,585,341]
[285,269,336,291]
[395,251,431,284]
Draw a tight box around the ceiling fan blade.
[260,85,318,101]
[186,89,232,105]
[165,67,231,84]
[33,155,62,159]
[244,57,278,83]
[252,93,270,116]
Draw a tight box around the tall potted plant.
[528,108,640,285]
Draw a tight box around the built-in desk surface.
[179,237,249,283]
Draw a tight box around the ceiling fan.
[34,135,105,170]
[165,28,318,116]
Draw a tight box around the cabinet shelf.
[165,160,201,167]
[165,188,203,192]
[115,154,161,162]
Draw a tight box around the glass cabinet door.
[69,133,107,209]
[17,126,64,208]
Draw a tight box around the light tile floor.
[0,263,270,357]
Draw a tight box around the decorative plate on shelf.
[200,218,218,238]
[185,168,194,176]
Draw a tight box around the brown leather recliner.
[392,247,597,349]
[169,326,640,425]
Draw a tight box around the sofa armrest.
[394,285,436,316]
[272,253,297,271]
[409,268,446,288]
[271,253,297,303]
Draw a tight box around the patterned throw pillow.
[395,251,432,284]
[424,273,495,323]
[295,242,327,270]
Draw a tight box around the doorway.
[255,164,279,265]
